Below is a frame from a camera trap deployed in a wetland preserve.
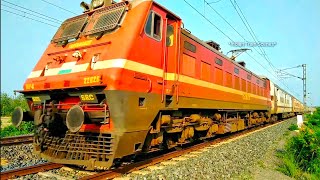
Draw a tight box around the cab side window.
[145,11,162,41]
[166,25,174,46]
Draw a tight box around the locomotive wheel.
[164,138,175,149]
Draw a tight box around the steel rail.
[0,134,34,146]
[0,162,64,180]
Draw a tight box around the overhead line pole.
[302,64,307,111]
[277,64,307,112]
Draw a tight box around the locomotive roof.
[151,1,181,20]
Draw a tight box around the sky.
[1,0,319,106]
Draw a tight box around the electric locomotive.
[12,0,301,170]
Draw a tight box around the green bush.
[0,121,34,138]
[288,124,299,131]
[278,107,320,178]
[0,92,28,117]
[287,130,320,174]
[0,92,33,137]
[277,152,301,178]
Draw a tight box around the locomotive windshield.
[83,2,126,36]
[51,14,88,43]
[51,2,126,44]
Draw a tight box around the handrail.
[176,21,182,104]
[161,18,168,103]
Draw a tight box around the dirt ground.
[252,131,299,180]
[0,117,12,129]
[234,130,297,180]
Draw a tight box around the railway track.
[0,134,34,146]
[80,120,287,180]
[0,119,288,180]
[0,162,64,180]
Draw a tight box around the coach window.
[215,58,223,66]
[184,41,196,53]
[234,67,239,74]
[145,11,162,41]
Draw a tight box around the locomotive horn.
[80,1,90,11]
[66,105,84,133]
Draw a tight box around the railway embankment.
[121,118,296,180]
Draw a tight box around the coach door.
[162,15,181,106]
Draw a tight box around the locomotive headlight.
[92,0,104,9]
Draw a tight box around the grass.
[257,160,266,168]
[288,124,299,131]
[277,150,302,178]
[0,121,33,138]
[277,108,320,179]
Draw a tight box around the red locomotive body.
[12,0,296,170]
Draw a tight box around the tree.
[0,92,28,116]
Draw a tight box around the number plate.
[83,76,102,85]
[80,94,98,103]
[32,97,41,102]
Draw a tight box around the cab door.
[162,15,181,107]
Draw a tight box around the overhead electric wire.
[1,0,62,23]
[183,0,235,42]
[206,0,300,96]
[1,9,58,27]
[183,0,269,73]
[230,0,277,72]
[207,0,224,3]
[230,0,300,96]
[204,1,279,73]
[39,0,77,15]
[204,1,247,41]
[245,52,301,97]
[183,0,301,97]
[204,0,276,69]
[1,4,60,25]
[205,0,280,80]
[278,65,302,71]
